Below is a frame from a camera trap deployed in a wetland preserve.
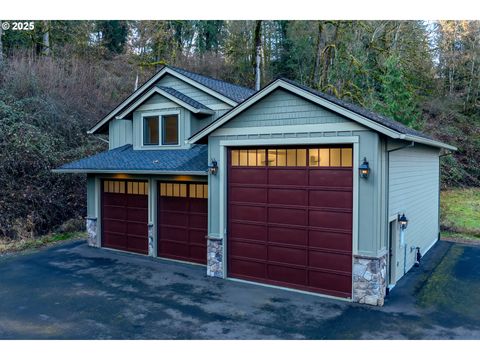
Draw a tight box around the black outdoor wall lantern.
[208,159,218,175]
[398,213,409,230]
[359,157,370,178]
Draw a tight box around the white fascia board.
[115,87,214,120]
[88,67,236,134]
[52,169,207,175]
[188,79,403,144]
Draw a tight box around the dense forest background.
[0,20,479,240]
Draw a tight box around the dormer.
[87,66,254,150]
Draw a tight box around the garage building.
[55,66,456,306]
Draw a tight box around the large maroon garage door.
[157,182,208,264]
[102,180,148,254]
[228,147,353,298]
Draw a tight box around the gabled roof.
[169,66,255,103]
[280,78,432,141]
[188,78,457,151]
[115,86,214,120]
[88,66,255,135]
[53,144,208,175]
[156,86,212,112]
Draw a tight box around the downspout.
[386,141,415,280]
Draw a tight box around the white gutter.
[402,135,457,151]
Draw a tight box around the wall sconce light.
[359,157,370,178]
[398,213,409,230]
[208,159,218,175]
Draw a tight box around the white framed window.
[142,111,180,147]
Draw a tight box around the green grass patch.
[440,188,480,240]
[0,231,86,254]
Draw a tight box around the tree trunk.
[253,20,262,91]
[465,32,477,112]
[312,21,324,88]
[42,20,51,56]
[320,22,338,90]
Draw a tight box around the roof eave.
[52,168,208,175]
[188,79,401,144]
[188,79,457,151]
[402,134,457,151]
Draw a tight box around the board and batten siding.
[207,88,386,257]
[388,144,440,282]
[109,119,133,149]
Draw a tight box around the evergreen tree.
[96,20,129,54]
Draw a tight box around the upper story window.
[162,115,179,145]
[143,114,179,146]
[143,116,159,145]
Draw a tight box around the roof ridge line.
[167,65,255,92]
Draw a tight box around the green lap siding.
[388,143,440,282]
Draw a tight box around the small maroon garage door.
[102,180,149,254]
[228,147,353,298]
[157,182,208,264]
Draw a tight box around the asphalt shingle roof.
[190,78,438,143]
[169,66,256,103]
[57,144,208,173]
[279,78,433,140]
[156,85,212,111]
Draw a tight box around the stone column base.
[352,254,387,306]
[207,237,223,278]
[148,224,155,256]
[86,218,99,248]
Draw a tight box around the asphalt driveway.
[1,239,479,339]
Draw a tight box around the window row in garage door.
[230,147,353,167]
[101,180,207,265]
[227,146,353,299]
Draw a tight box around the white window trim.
[140,109,181,148]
